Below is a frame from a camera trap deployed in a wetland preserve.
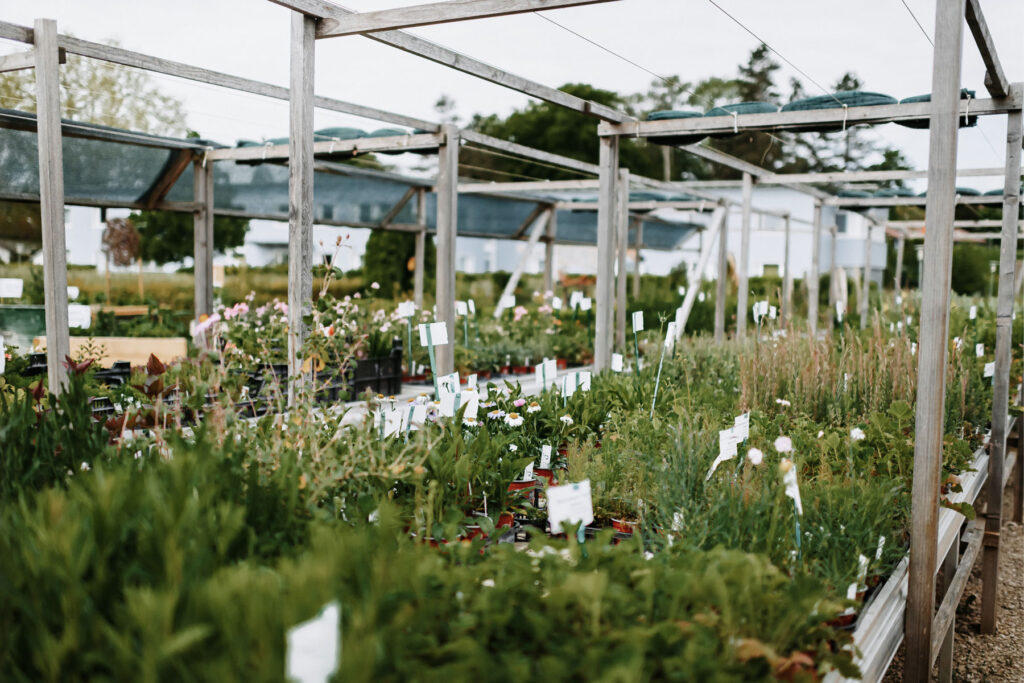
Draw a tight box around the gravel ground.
[882,492,1024,682]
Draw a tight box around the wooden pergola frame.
[8,1,1023,679]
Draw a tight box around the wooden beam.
[631,217,642,300]
[736,173,753,340]
[931,521,985,667]
[828,194,1004,207]
[600,94,1020,138]
[615,169,629,351]
[0,20,439,132]
[493,207,551,319]
[554,200,710,211]
[681,143,832,201]
[781,213,792,326]
[414,189,426,309]
[894,230,906,292]
[33,19,69,394]
[965,0,1009,98]
[206,133,444,161]
[379,187,419,228]
[543,208,556,294]
[906,2,967,678]
[313,0,620,38]
[140,149,195,209]
[193,160,214,321]
[0,48,36,73]
[808,203,822,335]
[459,179,600,193]
[287,12,316,405]
[677,205,726,335]
[594,135,619,370]
[434,123,460,376]
[0,108,203,151]
[461,130,601,175]
[981,89,1022,634]
[264,3,630,123]
[714,204,729,343]
[512,203,550,238]
[861,225,872,329]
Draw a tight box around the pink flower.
[194,313,221,335]
[354,292,361,299]
[273,301,288,314]
[538,305,553,314]
[513,398,526,407]
[370,282,380,290]
[223,301,250,320]
[513,305,528,322]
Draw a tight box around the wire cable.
[897,0,934,47]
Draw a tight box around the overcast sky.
[1,0,1022,191]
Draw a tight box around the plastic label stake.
[418,322,448,399]
[651,322,675,419]
[286,601,340,683]
[631,311,644,375]
[547,479,593,542]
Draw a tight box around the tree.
[363,230,435,297]
[130,210,250,265]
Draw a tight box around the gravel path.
[882,491,1024,682]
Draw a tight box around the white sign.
[984,361,995,378]
[733,413,750,442]
[418,322,448,347]
[579,297,592,311]
[678,286,686,297]
[455,301,468,316]
[381,408,404,438]
[523,462,534,481]
[753,300,769,322]
[835,301,845,322]
[611,353,624,372]
[911,342,917,356]
[499,295,516,309]
[769,305,777,320]
[976,343,985,358]
[286,601,340,683]
[631,311,644,332]
[782,463,803,515]
[895,295,902,305]
[440,391,479,419]
[67,286,80,300]
[698,291,706,302]
[0,278,23,298]
[68,304,92,329]
[397,301,416,318]
[969,305,977,320]
[547,479,594,533]
[535,359,558,389]
[665,321,677,349]
[467,299,476,315]
[569,291,583,308]
[539,445,552,469]
[719,428,738,458]
[551,296,563,310]
[437,371,460,397]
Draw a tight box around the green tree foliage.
[129,210,250,266]
[363,230,435,297]
[951,243,998,296]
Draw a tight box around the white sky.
[1,0,1022,191]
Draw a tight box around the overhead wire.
[897,0,934,47]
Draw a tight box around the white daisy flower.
[850,427,866,441]
[560,415,574,425]
[747,448,764,466]
[526,402,541,414]
[775,398,791,407]
[508,444,518,452]
[504,412,524,427]
[774,436,793,453]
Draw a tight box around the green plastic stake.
[632,330,641,375]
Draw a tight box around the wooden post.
[894,229,906,296]
[981,90,1022,634]
[34,19,69,393]
[414,188,426,309]
[543,208,556,294]
[287,11,315,405]
[905,1,966,677]
[938,530,960,683]
[861,224,871,330]
[829,224,839,313]
[434,123,459,376]
[782,213,792,326]
[193,160,214,320]
[594,135,619,371]
[677,205,726,335]
[632,218,643,300]
[714,204,729,343]
[615,169,629,352]
[808,202,822,336]
[736,172,753,340]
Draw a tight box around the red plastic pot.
[496,512,515,528]
[612,518,638,535]
[534,468,556,486]
[556,358,568,370]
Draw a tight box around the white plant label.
[68,304,92,329]
[535,359,557,390]
[455,301,468,316]
[551,296,563,310]
[499,295,516,309]
[579,297,592,311]
[561,373,578,398]
[911,342,917,356]
[569,291,583,308]
[67,286,80,300]
[782,465,803,515]
[418,322,448,347]
[984,362,995,378]
[733,413,750,442]
[440,391,478,420]
[397,301,415,318]
[465,373,478,391]
[632,311,644,332]
[719,428,738,458]
[674,306,685,330]
[547,479,594,533]
[383,408,404,438]
[769,305,777,320]
[953,337,963,350]
[576,371,592,391]
[523,462,534,481]
[539,445,552,469]
[408,404,428,429]
[698,291,706,302]
[0,278,23,298]
[969,305,977,320]
[976,343,985,358]
[467,299,476,315]
[875,536,886,561]
[835,301,844,322]
[895,295,902,305]
[678,286,686,297]
[665,322,677,350]
[611,353,624,372]
[906,316,913,326]
[286,601,340,683]
[437,372,460,397]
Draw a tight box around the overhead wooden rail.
[205,132,446,161]
[677,165,1022,186]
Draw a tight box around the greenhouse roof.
[0,108,702,251]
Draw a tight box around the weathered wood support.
[894,229,906,295]
[543,209,557,295]
[434,123,459,376]
[414,189,426,309]
[193,160,214,320]
[677,205,726,336]
[34,19,69,394]
[905,1,967,677]
[714,204,729,343]
[808,202,822,336]
[615,169,629,352]
[736,172,753,340]
[781,213,792,326]
[632,218,643,300]
[594,135,619,370]
[937,531,959,683]
[981,88,1022,634]
[494,207,551,319]
[287,11,316,405]
[861,225,872,330]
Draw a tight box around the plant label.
[68,304,92,329]
[569,291,583,308]
[976,343,984,358]
[611,353,624,372]
[397,301,416,318]
[733,413,750,442]
[468,299,476,315]
[551,296,563,310]
[678,286,686,297]
[906,316,913,326]
[409,404,428,428]
[895,295,902,305]
[632,311,644,332]
[889,322,895,333]
[0,278,23,298]
[835,301,844,322]
[466,373,478,391]
[539,445,552,469]
[579,297,592,311]
[911,342,917,356]
[286,601,340,683]
[500,295,516,309]
[383,408,404,438]
[418,322,448,347]
[698,291,706,302]
[875,536,886,561]
[523,462,534,481]
[674,306,685,329]
[67,286,79,300]
[719,428,738,458]
[769,306,777,320]
[984,361,995,378]
[665,322,677,350]
[782,462,802,515]
[969,305,977,320]
[547,479,594,533]
[455,301,468,316]
[953,337,963,350]
[577,371,592,391]
[561,373,578,398]
[437,372,460,397]
[536,359,557,390]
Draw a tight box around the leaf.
[774,651,817,682]
[940,498,976,520]
[734,637,778,665]
[147,353,166,376]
